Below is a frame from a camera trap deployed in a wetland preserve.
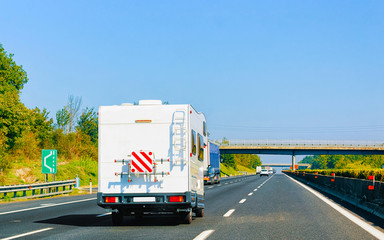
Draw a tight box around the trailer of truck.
[204,141,221,184]
[97,100,207,225]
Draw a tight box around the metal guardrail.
[219,174,256,183]
[0,179,76,200]
[217,139,384,148]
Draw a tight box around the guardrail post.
[90,179,92,194]
[75,176,80,188]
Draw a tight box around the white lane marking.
[239,199,246,204]
[225,183,228,185]
[96,212,111,217]
[258,186,261,189]
[248,192,253,196]
[286,175,384,240]
[253,189,258,192]
[208,186,214,189]
[0,227,53,240]
[193,230,215,240]
[223,209,235,217]
[230,182,233,183]
[217,184,222,186]
[0,197,97,216]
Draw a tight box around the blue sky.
[1,1,384,163]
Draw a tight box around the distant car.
[260,169,269,176]
[268,169,273,175]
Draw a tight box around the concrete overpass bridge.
[217,139,384,170]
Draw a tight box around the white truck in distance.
[97,100,207,225]
[256,166,262,174]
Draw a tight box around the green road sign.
[42,149,57,174]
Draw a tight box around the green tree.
[222,154,236,170]
[0,45,31,148]
[0,132,11,175]
[56,106,70,132]
[55,95,82,134]
[77,107,98,143]
[300,154,384,169]
[0,44,28,93]
[30,108,54,148]
[67,95,82,133]
[233,154,261,169]
[300,156,315,164]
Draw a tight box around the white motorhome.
[97,100,207,225]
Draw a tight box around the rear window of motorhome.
[192,130,196,155]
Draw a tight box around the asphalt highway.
[0,174,383,240]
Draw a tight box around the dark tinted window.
[198,134,205,161]
[203,122,207,136]
[192,130,196,155]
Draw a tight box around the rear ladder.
[172,110,187,165]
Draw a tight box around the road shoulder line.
[0,197,96,216]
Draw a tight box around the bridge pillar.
[292,154,295,172]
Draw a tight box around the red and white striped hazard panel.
[131,151,154,173]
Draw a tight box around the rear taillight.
[169,196,184,202]
[105,197,119,203]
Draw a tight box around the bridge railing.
[218,139,384,148]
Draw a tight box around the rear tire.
[182,209,192,224]
[195,208,204,217]
[112,211,124,226]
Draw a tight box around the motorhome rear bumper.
[97,192,204,213]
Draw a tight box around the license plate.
[133,197,156,202]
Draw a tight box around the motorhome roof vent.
[121,103,134,106]
[138,100,162,105]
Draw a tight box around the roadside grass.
[221,164,255,177]
[0,157,97,201]
[1,157,98,186]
